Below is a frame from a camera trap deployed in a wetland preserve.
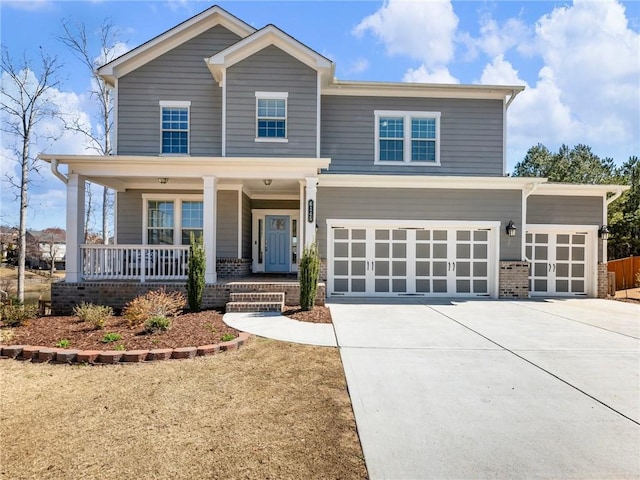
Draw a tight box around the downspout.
[521,180,541,262]
[51,159,68,185]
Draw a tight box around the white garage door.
[328,221,499,297]
[526,227,596,296]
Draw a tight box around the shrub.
[123,288,185,327]
[101,332,122,344]
[220,333,235,342]
[144,316,171,334]
[73,302,113,330]
[0,304,39,327]
[187,232,206,312]
[55,339,71,348]
[114,344,126,351]
[299,242,320,311]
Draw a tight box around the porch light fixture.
[158,177,169,184]
[598,225,610,240]
[505,220,517,237]
[263,179,272,186]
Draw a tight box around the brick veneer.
[499,261,530,299]
[0,332,250,365]
[597,262,608,299]
[217,258,252,278]
[51,281,325,315]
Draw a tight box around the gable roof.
[97,5,255,86]
[205,24,334,85]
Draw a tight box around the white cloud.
[3,0,51,11]
[479,54,522,85]
[353,0,459,68]
[403,65,459,84]
[477,15,530,57]
[347,57,370,74]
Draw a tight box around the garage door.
[328,221,498,297]
[525,227,595,296]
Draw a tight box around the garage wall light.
[505,220,517,237]
[598,225,610,240]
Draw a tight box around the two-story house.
[41,5,625,313]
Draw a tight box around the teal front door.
[265,215,290,272]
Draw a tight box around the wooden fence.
[607,256,640,291]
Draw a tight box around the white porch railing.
[80,245,189,282]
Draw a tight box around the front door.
[265,215,290,273]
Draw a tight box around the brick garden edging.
[0,332,250,365]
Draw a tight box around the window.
[144,196,203,245]
[181,201,203,245]
[255,92,288,141]
[375,111,440,164]
[147,201,175,245]
[160,101,190,154]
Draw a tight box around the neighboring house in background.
[27,229,66,271]
[0,226,18,263]
[40,5,626,313]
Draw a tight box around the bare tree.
[0,48,62,303]
[59,19,122,244]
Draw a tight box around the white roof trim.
[530,183,629,196]
[318,174,547,190]
[323,81,525,100]
[97,6,255,85]
[206,25,333,84]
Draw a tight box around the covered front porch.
[40,155,330,284]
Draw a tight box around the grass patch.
[0,339,367,479]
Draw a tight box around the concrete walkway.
[223,312,337,347]
[330,298,640,480]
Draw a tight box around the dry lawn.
[0,339,367,480]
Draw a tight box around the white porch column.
[203,176,217,284]
[299,180,305,249]
[66,173,85,282]
[304,177,318,248]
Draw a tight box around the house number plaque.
[307,199,314,223]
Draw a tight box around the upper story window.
[255,92,288,142]
[375,110,440,165]
[145,195,203,245]
[160,101,190,154]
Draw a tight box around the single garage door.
[526,226,596,296]
[327,221,499,297]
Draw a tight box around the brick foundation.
[51,280,325,315]
[499,261,530,299]
[597,262,608,299]
[216,258,252,278]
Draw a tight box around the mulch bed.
[282,305,333,323]
[1,310,238,351]
[1,305,332,351]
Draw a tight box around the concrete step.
[226,301,283,313]
[229,292,285,303]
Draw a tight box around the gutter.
[50,158,68,185]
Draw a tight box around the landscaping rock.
[122,350,149,363]
[1,345,26,359]
[172,347,197,359]
[35,348,57,363]
[21,346,41,361]
[219,340,238,352]
[147,348,173,361]
[97,351,124,364]
[196,344,220,356]
[56,350,80,363]
[76,350,101,363]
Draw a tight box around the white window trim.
[142,194,203,245]
[374,110,441,166]
[255,91,289,143]
[159,100,191,156]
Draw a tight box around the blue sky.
[1,0,639,231]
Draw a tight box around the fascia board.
[208,26,333,72]
[531,183,630,196]
[318,174,546,190]
[322,82,525,100]
[98,7,255,83]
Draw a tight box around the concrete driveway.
[329,298,640,479]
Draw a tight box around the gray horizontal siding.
[321,96,504,176]
[217,190,238,257]
[226,45,317,157]
[117,26,240,156]
[115,189,239,258]
[317,187,522,260]
[527,196,603,225]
